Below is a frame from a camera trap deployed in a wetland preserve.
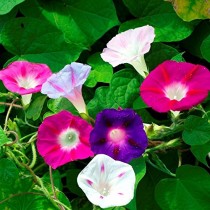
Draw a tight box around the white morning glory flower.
[100,25,155,78]
[77,154,135,208]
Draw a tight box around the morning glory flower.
[41,62,91,114]
[37,110,94,169]
[89,109,148,163]
[100,25,155,78]
[0,61,52,106]
[77,154,135,208]
[140,60,210,113]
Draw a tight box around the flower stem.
[4,99,17,131]
[145,138,182,153]
[29,142,37,169]
[0,102,23,109]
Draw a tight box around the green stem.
[4,99,16,131]
[145,138,182,153]
[6,148,25,168]
[20,132,37,142]
[29,142,37,169]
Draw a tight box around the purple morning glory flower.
[89,109,148,163]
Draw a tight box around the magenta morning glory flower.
[89,109,148,163]
[37,110,94,169]
[41,62,91,114]
[100,25,155,78]
[140,60,210,113]
[0,61,52,105]
[77,154,135,208]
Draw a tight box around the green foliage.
[191,141,210,166]
[0,0,210,209]
[182,115,210,145]
[26,95,47,121]
[155,165,210,210]
[85,53,113,87]
[47,97,78,115]
[0,0,24,15]
[1,17,82,71]
[19,0,119,48]
[0,126,10,146]
[120,0,195,42]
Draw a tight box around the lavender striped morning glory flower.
[90,109,148,163]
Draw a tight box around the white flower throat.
[164,82,188,101]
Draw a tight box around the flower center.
[108,128,126,143]
[59,128,79,150]
[95,182,110,197]
[17,76,39,89]
[164,83,188,101]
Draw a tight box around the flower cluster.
[1,24,210,209]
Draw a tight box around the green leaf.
[26,95,47,121]
[182,115,210,146]
[201,34,210,62]
[110,69,141,108]
[1,17,82,71]
[71,197,93,210]
[0,8,17,43]
[42,170,63,191]
[136,164,168,210]
[0,126,10,146]
[85,53,113,88]
[145,43,180,70]
[0,158,19,188]
[133,97,147,110]
[20,0,119,48]
[47,97,78,116]
[120,11,195,42]
[0,0,24,15]
[191,141,210,166]
[126,157,146,210]
[87,86,118,118]
[123,0,174,18]
[155,165,210,210]
[171,52,185,62]
[182,21,210,59]
[66,169,84,196]
[170,0,210,21]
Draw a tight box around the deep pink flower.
[41,62,91,114]
[140,60,210,112]
[100,25,155,78]
[37,110,94,169]
[0,61,52,95]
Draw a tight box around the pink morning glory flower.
[41,62,91,114]
[100,25,155,78]
[77,154,135,208]
[89,109,148,163]
[37,110,94,169]
[0,61,52,105]
[140,60,210,113]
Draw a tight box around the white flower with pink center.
[77,154,135,208]
[100,25,155,78]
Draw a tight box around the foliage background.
[0,0,210,210]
